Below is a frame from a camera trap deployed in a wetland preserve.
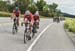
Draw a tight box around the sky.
[34,0,75,15]
[3,0,75,15]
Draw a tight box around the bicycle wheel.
[32,24,36,38]
[15,23,18,33]
[12,23,16,34]
[12,19,18,34]
[24,27,29,43]
[24,30,31,43]
[24,31,26,43]
[27,31,31,40]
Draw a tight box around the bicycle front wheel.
[12,23,15,34]
[24,31,27,43]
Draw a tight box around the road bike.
[21,22,32,43]
[32,20,39,38]
[12,17,18,34]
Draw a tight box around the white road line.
[27,23,53,51]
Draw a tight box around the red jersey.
[13,10,20,17]
[34,15,40,21]
[24,13,34,22]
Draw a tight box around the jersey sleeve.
[19,10,21,14]
[13,10,15,13]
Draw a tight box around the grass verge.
[64,18,75,33]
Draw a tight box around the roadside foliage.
[64,18,75,33]
[0,0,61,17]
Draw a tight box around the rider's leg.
[32,23,37,33]
[25,24,27,32]
[16,16,19,26]
[29,25,32,33]
[17,17,19,26]
[37,22,39,29]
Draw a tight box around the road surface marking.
[27,23,53,51]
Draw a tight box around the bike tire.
[15,24,18,33]
[32,24,36,38]
[12,18,18,34]
[12,24,15,34]
[24,31,26,43]
[27,32,31,40]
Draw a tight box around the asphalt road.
[0,18,75,51]
[32,22,75,51]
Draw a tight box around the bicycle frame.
[12,17,18,34]
[24,23,32,43]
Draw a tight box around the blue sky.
[34,0,75,15]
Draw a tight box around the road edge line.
[27,23,53,51]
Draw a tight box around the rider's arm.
[11,10,15,19]
[19,10,21,17]
[18,10,21,20]
[38,16,40,21]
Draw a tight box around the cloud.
[44,0,75,15]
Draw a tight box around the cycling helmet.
[25,10,30,15]
[15,7,19,11]
[34,11,39,16]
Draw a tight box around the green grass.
[0,12,12,17]
[64,18,75,33]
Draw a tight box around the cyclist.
[33,11,40,29]
[22,10,35,39]
[11,7,21,26]
[23,10,34,32]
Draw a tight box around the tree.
[0,1,8,11]
[43,5,49,11]
[14,0,34,14]
[27,4,38,14]
[0,0,60,17]
[48,3,58,17]
[36,0,46,11]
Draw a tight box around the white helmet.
[25,10,30,15]
[34,11,39,16]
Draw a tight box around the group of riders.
[10,6,62,43]
[11,7,40,35]
[53,17,60,23]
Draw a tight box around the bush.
[0,12,11,17]
[64,23,68,29]
[64,19,75,33]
